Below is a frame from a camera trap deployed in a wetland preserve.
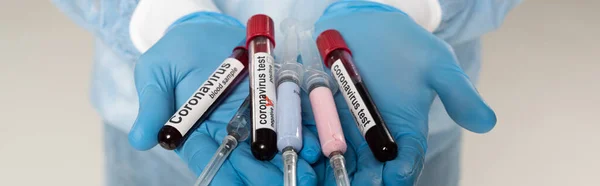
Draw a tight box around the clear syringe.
[298,28,350,186]
[277,18,304,186]
[194,95,252,186]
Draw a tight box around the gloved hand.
[312,2,497,185]
[127,12,321,185]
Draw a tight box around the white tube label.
[252,52,276,131]
[166,58,245,135]
[331,59,375,136]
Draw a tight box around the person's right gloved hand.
[312,1,497,185]
[126,12,321,185]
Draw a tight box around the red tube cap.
[246,14,275,48]
[316,29,352,66]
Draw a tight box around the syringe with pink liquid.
[298,27,350,186]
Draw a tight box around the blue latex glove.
[127,12,321,185]
[311,2,497,185]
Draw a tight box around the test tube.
[298,28,350,186]
[194,95,252,186]
[316,29,398,162]
[277,18,304,186]
[158,44,249,150]
[246,14,278,161]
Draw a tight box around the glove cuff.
[321,1,441,32]
[129,0,222,53]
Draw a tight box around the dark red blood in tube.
[246,14,278,161]
[317,29,397,162]
[158,46,249,150]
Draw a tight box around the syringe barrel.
[276,20,304,152]
[310,86,347,157]
[276,78,303,152]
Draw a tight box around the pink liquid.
[310,87,347,157]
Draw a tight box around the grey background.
[0,0,598,185]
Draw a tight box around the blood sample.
[157,44,249,150]
[246,14,278,161]
[194,95,251,186]
[316,29,398,162]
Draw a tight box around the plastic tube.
[157,44,248,150]
[246,14,278,161]
[317,29,398,162]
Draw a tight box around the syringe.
[276,18,304,186]
[298,28,350,186]
[246,14,278,161]
[194,95,252,186]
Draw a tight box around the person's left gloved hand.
[127,12,321,185]
[311,1,497,185]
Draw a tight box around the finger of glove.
[312,155,328,184]
[375,112,427,186]
[428,53,496,133]
[298,88,322,163]
[175,127,243,185]
[383,134,426,186]
[227,142,284,185]
[129,57,175,150]
[299,125,321,164]
[295,158,319,186]
[270,153,318,186]
[350,143,384,186]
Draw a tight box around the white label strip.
[331,59,376,136]
[252,52,276,131]
[166,58,245,135]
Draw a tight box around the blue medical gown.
[52,0,520,185]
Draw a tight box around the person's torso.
[90,0,475,160]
